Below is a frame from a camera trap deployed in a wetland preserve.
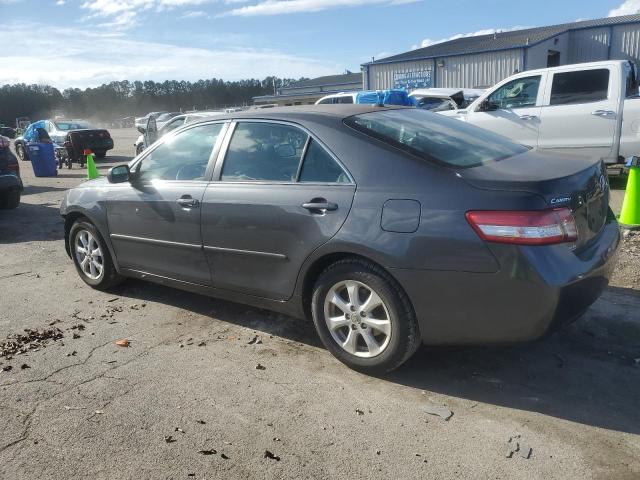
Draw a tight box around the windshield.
[54,121,94,131]
[344,108,528,168]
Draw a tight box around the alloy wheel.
[323,280,392,358]
[74,230,104,280]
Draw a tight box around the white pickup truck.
[440,60,640,165]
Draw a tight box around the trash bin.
[28,127,57,177]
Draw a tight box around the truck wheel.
[69,219,123,290]
[16,144,27,161]
[1,188,20,209]
[311,258,420,374]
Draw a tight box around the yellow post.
[86,151,99,180]
[620,164,640,228]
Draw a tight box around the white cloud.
[80,0,214,29]
[0,22,340,89]
[609,0,640,16]
[415,25,532,50]
[181,9,208,17]
[56,0,66,5]
[221,0,418,17]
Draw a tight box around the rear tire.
[69,220,124,290]
[311,258,420,374]
[0,188,20,209]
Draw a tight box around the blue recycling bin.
[22,121,57,177]
[28,142,57,177]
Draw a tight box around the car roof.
[194,104,410,124]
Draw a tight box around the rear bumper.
[390,215,620,345]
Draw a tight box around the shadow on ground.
[110,278,640,436]
[0,202,63,243]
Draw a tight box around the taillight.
[7,162,19,175]
[0,137,9,148]
[465,208,577,245]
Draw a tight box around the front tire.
[16,144,27,161]
[311,258,420,374]
[0,188,20,209]
[70,220,123,290]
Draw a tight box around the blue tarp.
[355,89,416,106]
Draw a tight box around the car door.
[107,122,228,285]
[466,74,544,148]
[201,120,356,300]
[537,67,616,160]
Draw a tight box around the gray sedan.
[60,105,620,373]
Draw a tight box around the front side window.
[137,123,223,181]
[485,76,541,109]
[550,69,610,105]
[317,98,334,104]
[221,122,308,182]
[299,140,349,183]
[345,109,528,168]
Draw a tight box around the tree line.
[0,77,305,126]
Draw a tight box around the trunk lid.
[458,150,609,247]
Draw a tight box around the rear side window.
[221,122,308,181]
[317,98,334,105]
[299,140,349,183]
[550,69,610,105]
[344,109,528,168]
[336,96,354,104]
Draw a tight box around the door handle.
[519,114,538,120]
[302,201,338,213]
[591,110,615,117]
[177,195,200,208]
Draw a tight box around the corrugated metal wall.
[366,59,435,90]
[611,23,640,61]
[436,49,522,88]
[568,27,610,63]
[364,23,640,91]
[365,50,521,90]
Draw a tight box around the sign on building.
[393,70,432,90]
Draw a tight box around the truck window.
[550,69,610,105]
[625,62,639,98]
[485,76,541,109]
[336,96,354,104]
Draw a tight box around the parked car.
[134,112,223,155]
[134,111,168,130]
[14,119,114,162]
[0,135,22,209]
[410,88,485,111]
[60,105,619,374]
[439,60,639,165]
[315,90,416,106]
[0,125,16,139]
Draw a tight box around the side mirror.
[479,99,499,112]
[137,125,146,134]
[107,164,130,184]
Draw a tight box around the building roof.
[283,72,363,90]
[365,14,640,65]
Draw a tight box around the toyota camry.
[60,105,620,373]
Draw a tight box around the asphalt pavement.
[0,129,638,479]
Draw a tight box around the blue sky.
[0,0,637,89]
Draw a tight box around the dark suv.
[0,136,22,209]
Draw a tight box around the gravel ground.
[0,129,639,479]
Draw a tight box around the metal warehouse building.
[362,14,640,90]
[253,72,362,106]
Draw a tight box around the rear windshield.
[344,108,528,168]
[54,121,93,131]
